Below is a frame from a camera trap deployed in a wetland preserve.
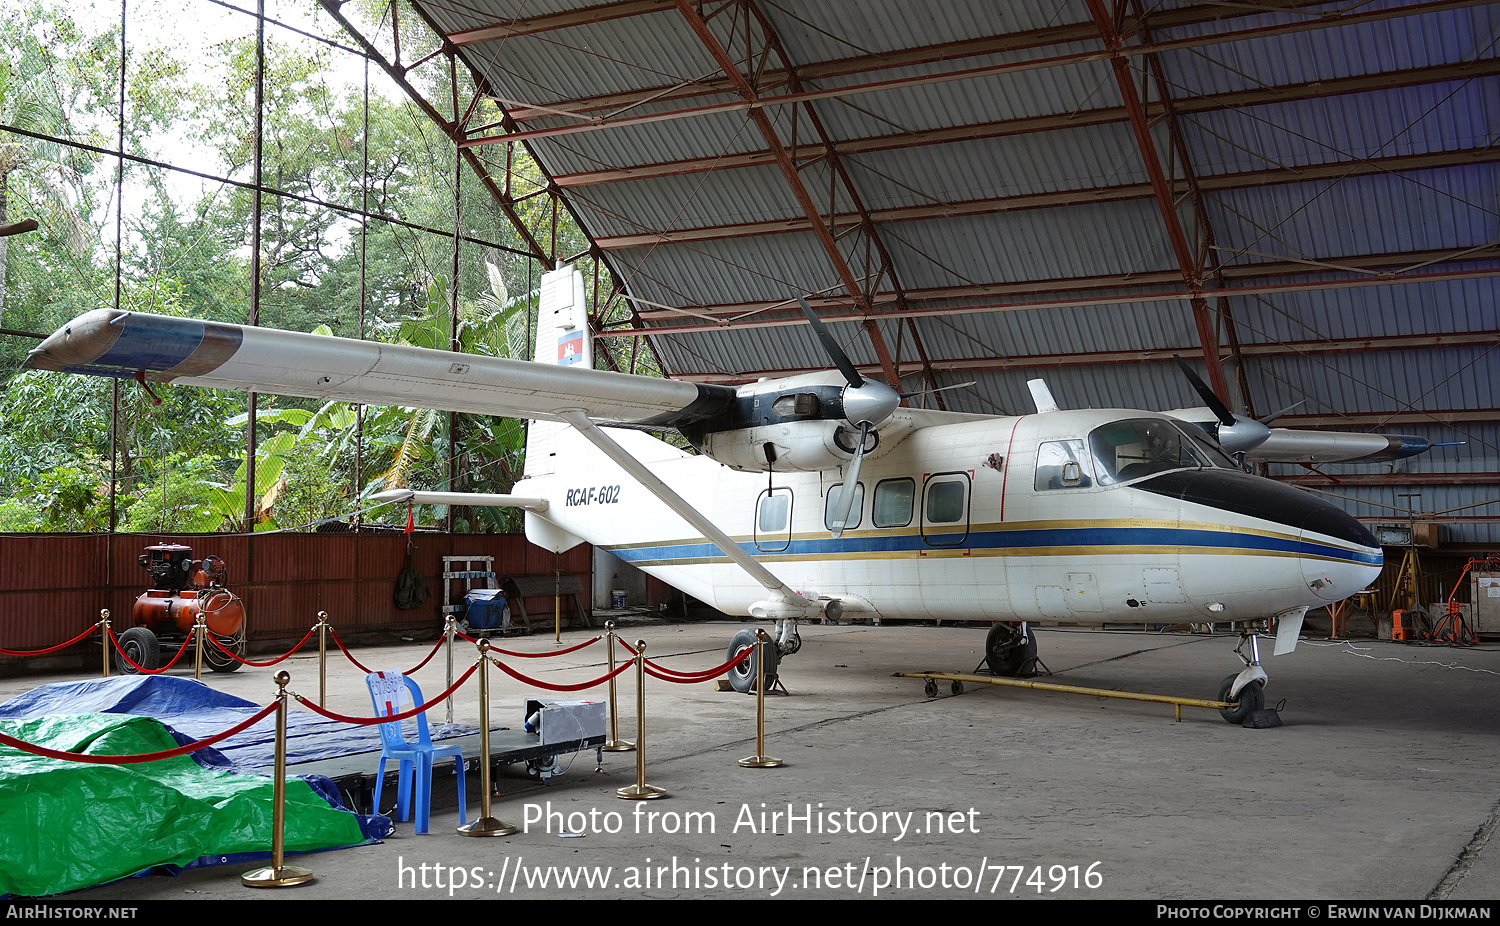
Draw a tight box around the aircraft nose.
[1134,469,1383,601]
[1300,507,1383,602]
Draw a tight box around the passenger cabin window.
[872,478,915,528]
[1034,440,1094,491]
[755,488,792,552]
[1088,418,1210,485]
[922,473,970,546]
[925,480,965,523]
[824,482,864,531]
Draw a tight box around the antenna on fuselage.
[1027,379,1060,414]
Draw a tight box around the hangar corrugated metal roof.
[408,0,1500,543]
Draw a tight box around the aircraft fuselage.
[521,408,1383,625]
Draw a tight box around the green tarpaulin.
[0,713,369,897]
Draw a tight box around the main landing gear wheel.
[203,629,246,673]
[115,626,159,675]
[985,623,1037,678]
[1216,674,1265,725]
[725,628,780,694]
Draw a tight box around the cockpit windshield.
[1089,418,1226,485]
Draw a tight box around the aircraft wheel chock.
[725,628,779,693]
[1216,675,1265,725]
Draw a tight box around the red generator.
[117,544,247,674]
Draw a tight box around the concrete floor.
[4,619,1500,901]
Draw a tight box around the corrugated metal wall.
[0,533,591,656]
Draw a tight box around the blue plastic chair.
[366,670,467,833]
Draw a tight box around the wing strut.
[557,410,820,620]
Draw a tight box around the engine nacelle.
[703,419,861,473]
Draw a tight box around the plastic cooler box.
[463,588,509,630]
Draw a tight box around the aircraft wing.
[1242,427,1435,464]
[25,309,738,429]
[1165,407,1434,463]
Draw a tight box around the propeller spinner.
[1171,354,1270,455]
[797,298,899,537]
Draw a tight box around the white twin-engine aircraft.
[30,266,1416,724]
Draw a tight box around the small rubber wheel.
[950,680,965,695]
[924,678,938,698]
[725,628,779,693]
[1216,674,1265,725]
[115,626,159,675]
[985,623,1038,677]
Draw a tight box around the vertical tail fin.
[524,264,591,477]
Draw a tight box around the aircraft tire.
[985,623,1037,677]
[726,628,779,694]
[115,626,159,675]
[1216,675,1265,725]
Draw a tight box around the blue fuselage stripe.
[93,317,205,371]
[605,526,1381,566]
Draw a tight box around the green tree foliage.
[0,1,644,534]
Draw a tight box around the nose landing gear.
[1218,626,1270,725]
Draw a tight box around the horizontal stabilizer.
[371,489,549,511]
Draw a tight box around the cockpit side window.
[1089,418,1210,485]
[1034,440,1094,491]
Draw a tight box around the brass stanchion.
[316,612,329,707]
[192,614,206,681]
[242,671,315,887]
[99,609,110,678]
[602,621,634,752]
[739,629,783,768]
[458,639,519,836]
[616,639,665,799]
[444,614,456,725]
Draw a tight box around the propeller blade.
[898,381,977,401]
[829,422,870,539]
[1172,354,1236,428]
[1257,401,1304,426]
[796,297,864,389]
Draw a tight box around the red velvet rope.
[291,664,479,725]
[0,622,100,657]
[487,656,631,692]
[613,637,755,683]
[0,701,278,765]
[491,635,601,658]
[207,624,317,668]
[326,627,375,674]
[643,647,752,684]
[107,627,191,674]
[402,635,447,674]
[454,631,602,658]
